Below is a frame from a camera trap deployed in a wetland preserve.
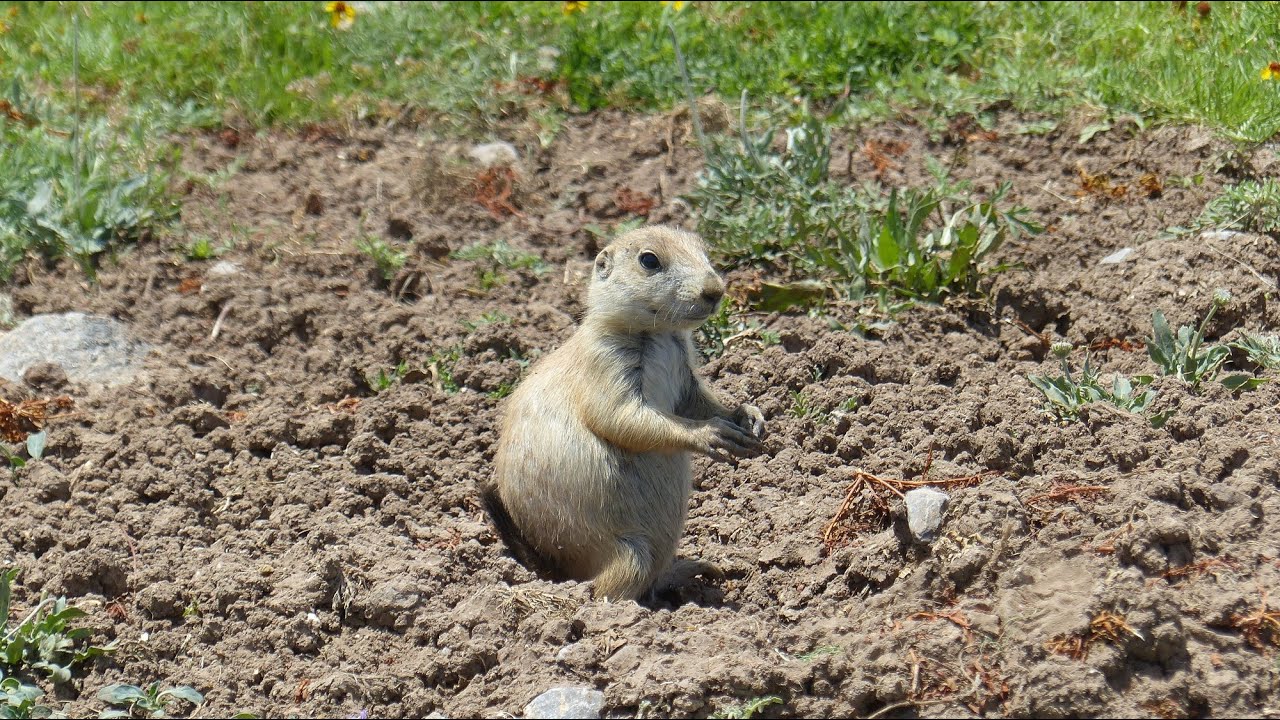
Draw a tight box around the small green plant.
[451,240,548,291]
[1,671,50,720]
[1028,343,1169,426]
[0,447,24,481]
[1,569,113,685]
[355,236,407,283]
[0,78,177,282]
[1196,178,1280,235]
[1146,291,1260,391]
[365,361,409,393]
[709,695,784,720]
[427,347,462,395]
[97,683,203,719]
[788,391,831,425]
[459,311,511,332]
[696,300,781,359]
[183,236,224,262]
[836,397,860,414]
[452,240,547,271]
[1231,331,1280,371]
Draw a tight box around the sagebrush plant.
[97,683,203,720]
[0,568,113,685]
[1028,343,1170,427]
[689,112,1039,308]
[1194,178,1280,235]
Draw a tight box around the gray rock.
[905,487,950,544]
[207,260,242,277]
[357,580,420,630]
[0,312,149,387]
[524,687,604,720]
[1099,247,1133,264]
[467,141,519,168]
[1200,229,1244,243]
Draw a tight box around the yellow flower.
[0,20,8,35]
[563,1,588,15]
[660,0,687,10]
[1263,62,1280,81]
[325,1,356,30]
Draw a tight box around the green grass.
[1,2,1276,136]
[2,2,1279,283]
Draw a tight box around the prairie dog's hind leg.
[592,535,659,602]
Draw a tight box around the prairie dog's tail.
[479,482,557,577]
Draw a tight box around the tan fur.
[487,226,764,601]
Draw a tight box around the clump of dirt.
[1,108,1278,719]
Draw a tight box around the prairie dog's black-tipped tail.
[479,482,557,577]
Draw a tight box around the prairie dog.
[482,226,765,601]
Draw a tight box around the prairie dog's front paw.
[700,417,761,458]
[732,404,766,439]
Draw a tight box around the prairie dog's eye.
[638,251,662,271]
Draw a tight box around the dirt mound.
[1,110,1278,718]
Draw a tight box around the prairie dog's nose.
[700,273,725,305]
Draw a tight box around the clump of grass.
[98,683,204,719]
[688,112,1039,309]
[355,236,407,284]
[1,568,114,685]
[1195,179,1280,235]
[364,361,408,394]
[1028,343,1170,427]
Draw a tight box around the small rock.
[1200,230,1243,243]
[0,313,149,387]
[1099,247,1133,264]
[304,191,324,215]
[358,580,420,630]
[467,141,519,168]
[524,687,604,720]
[207,260,242,277]
[905,487,950,544]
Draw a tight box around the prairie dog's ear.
[594,247,613,281]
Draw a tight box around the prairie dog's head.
[586,226,725,333]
